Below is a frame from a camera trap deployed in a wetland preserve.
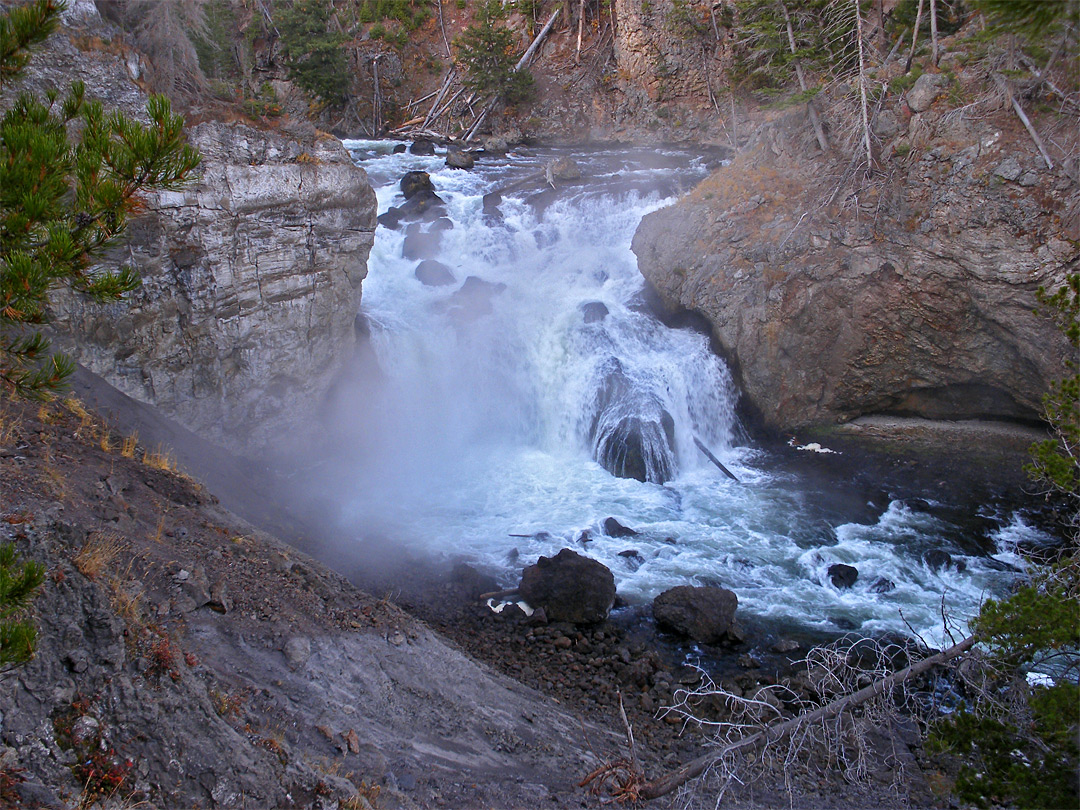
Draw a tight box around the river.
[331,138,1052,645]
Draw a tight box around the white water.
[334,139,1042,645]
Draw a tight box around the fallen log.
[638,634,976,800]
[693,437,739,482]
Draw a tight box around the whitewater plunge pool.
[325,138,1056,646]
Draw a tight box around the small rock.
[772,639,800,654]
[343,728,360,754]
[175,569,190,583]
[392,143,407,154]
[282,636,311,669]
[554,636,573,650]
[70,715,100,746]
[993,157,1023,182]
[869,577,895,594]
[389,630,405,646]
[408,140,435,156]
[737,653,761,669]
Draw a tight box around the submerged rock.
[415,259,456,287]
[652,585,739,644]
[602,517,638,537]
[446,147,475,169]
[518,548,616,624]
[581,301,609,323]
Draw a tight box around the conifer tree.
[0,0,201,398]
[0,544,44,670]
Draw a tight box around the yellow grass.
[74,532,127,580]
[120,431,138,459]
[142,444,177,472]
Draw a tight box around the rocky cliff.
[634,94,1078,432]
[29,6,378,452]
[54,122,376,451]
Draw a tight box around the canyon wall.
[634,99,1078,432]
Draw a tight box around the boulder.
[547,156,582,181]
[828,563,859,589]
[906,73,949,113]
[518,548,616,624]
[398,190,447,222]
[924,549,966,573]
[446,148,475,170]
[632,108,1075,433]
[415,259,455,287]
[869,577,895,594]
[392,143,407,154]
[409,139,436,155]
[400,171,435,199]
[602,517,637,537]
[652,585,739,644]
[581,301,609,324]
[402,224,443,260]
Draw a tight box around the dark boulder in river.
[400,170,435,199]
[581,301,609,323]
[518,549,616,624]
[653,585,740,644]
[602,517,638,537]
[828,563,859,589]
[415,259,456,287]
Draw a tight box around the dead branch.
[781,3,829,153]
[638,635,976,800]
[993,74,1054,170]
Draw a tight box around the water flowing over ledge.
[327,139,1045,645]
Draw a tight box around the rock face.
[652,585,739,644]
[54,122,377,451]
[633,108,1076,432]
[518,549,616,624]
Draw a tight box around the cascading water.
[333,139,1048,645]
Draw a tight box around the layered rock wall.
[55,124,377,450]
[634,107,1078,432]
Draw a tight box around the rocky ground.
[0,376,985,809]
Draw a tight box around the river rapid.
[331,138,1053,646]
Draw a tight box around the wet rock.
[400,171,436,200]
[924,549,966,573]
[409,139,435,156]
[518,548,616,624]
[828,563,859,589]
[772,638,800,654]
[392,143,407,154]
[618,550,645,570]
[429,217,455,233]
[869,577,895,594]
[415,259,456,287]
[482,191,502,221]
[547,156,582,181]
[402,225,443,260]
[652,585,739,644]
[378,207,404,229]
[446,147,475,169]
[575,529,594,545]
[602,518,637,537]
[581,301,609,324]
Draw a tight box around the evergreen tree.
[275,0,350,106]
[455,0,534,105]
[0,544,45,670]
[0,0,200,398]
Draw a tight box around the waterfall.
[327,139,1028,645]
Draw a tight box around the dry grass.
[74,532,127,580]
[120,432,138,459]
[99,429,113,453]
[142,444,177,472]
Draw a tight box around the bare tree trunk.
[638,636,976,801]
[993,74,1054,170]
[420,68,456,130]
[854,0,874,171]
[730,92,738,150]
[436,0,452,57]
[780,2,829,153]
[904,0,924,73]
[576,0,585,61]
[928,0,939,66]
[372,55,383,135]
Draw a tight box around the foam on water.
[337,138,1032,645]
